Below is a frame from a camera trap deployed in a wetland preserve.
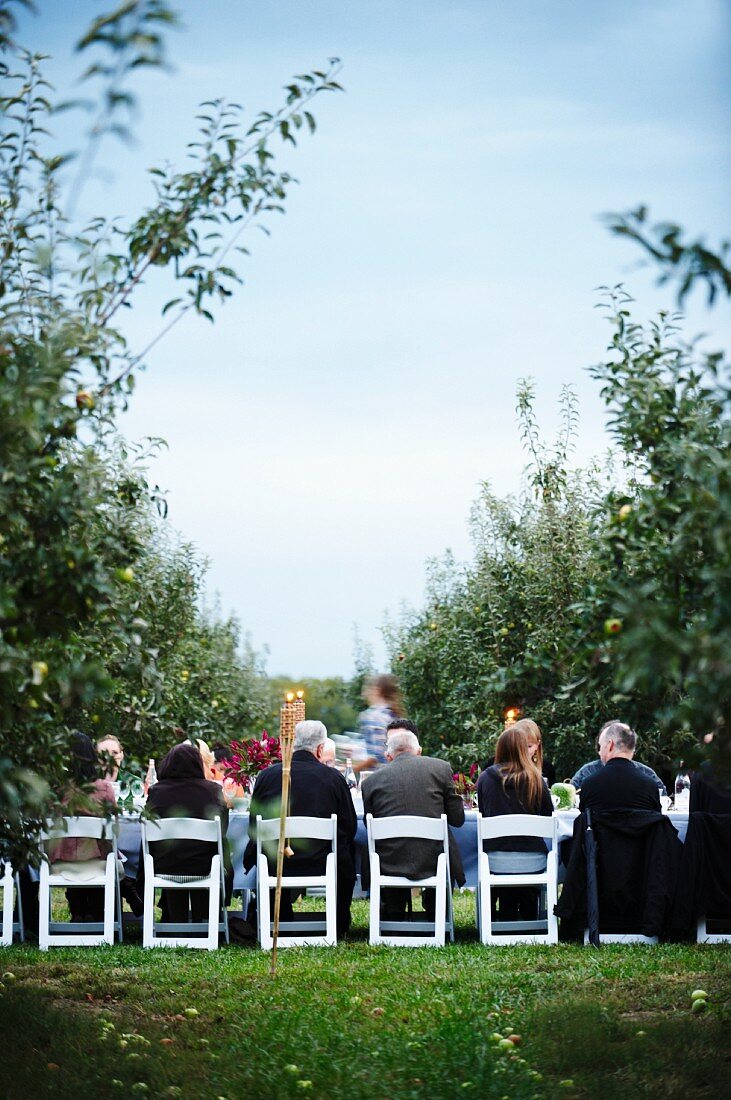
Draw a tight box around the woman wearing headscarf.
[143,740,232,922]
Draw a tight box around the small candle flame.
[286,692,294,703]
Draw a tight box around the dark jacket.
[579,757,661,813]
[572,757,667,795]
[556,810,683,938]
[477,764,554,854]
[672,812,731,936]
[362,753,465,885]
[145,742,231,883]
[689,769,731,814]
[243,749,357,877]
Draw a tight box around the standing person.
[46,731,119,923]
[362,720,465,919]
[358,673,403,769]
[244,720,357,938]
[511,718,556,786]
[477,725,554,923]
[144,741,232,923]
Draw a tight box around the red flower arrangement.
[224,730,281,790]
[452,762,479,806]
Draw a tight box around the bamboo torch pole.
[271,691,297,976]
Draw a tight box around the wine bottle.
[143,757,158,797]
[344,757,358,791]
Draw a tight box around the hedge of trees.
[386,292,730,784]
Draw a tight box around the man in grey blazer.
[362,720,466,919]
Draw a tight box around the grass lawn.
[1,895,729,1099]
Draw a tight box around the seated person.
[244,720,357,937]
[46,731,119,923]
[143,740,232,923]
[477,724,554,923]
[579,722,661,813]
[96,734,124,782]
[511,717,556,786]
[572,720,667,795]
[197,738,216,780]
[208,741,248,806]
[362,720,465,920]
[321,737,338,767]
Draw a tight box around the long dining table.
[118,807,690,892]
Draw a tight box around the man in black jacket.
[244,720,357,937]
[579,722,661,813]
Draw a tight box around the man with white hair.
[362,719,465,920]
[244,720,357,936]
[321,738,337,767]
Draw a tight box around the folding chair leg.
[258,858,272,949]
[38,867,50,951]
[369,859,381,945]
[1,868,11,946]
[207,867,220,951]
[325,856,337,945]
[142,856,155,948]
[103,857,115,945]
[434,873,446,947]
[446,886,454,943]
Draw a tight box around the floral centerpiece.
[224,730,282,792]
[452,762,479,807]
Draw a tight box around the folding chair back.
[142,816,228,950]
[476,813,558,944]
[38,816,122,949]
[256,814,338,948]
[367,813,453,947]
[1,862,24,945]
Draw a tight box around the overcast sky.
[29,1,731,676]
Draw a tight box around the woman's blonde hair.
[511,718,544,774]
[197,738,215,778]
[494,724,545,811]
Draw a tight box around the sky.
[24,0,731,677]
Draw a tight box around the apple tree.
[0,0,341,862]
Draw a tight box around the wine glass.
[118,777,131,806]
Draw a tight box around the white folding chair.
[476,813,558,944]
[142,817,229,950]
[367,813,454,947]
[697,917,731,944]
[1,862,24,945]
[38,817,122,949]
[256,815,338,948]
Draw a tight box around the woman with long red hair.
[477,724,553,924]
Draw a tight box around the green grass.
[1,895,729,1100]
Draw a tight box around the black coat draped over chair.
[556,810,683,939]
